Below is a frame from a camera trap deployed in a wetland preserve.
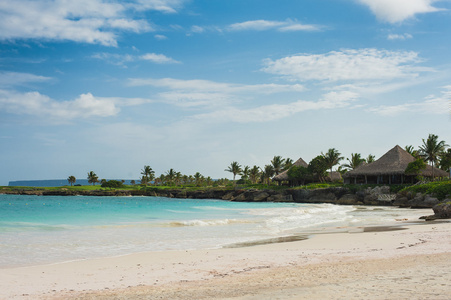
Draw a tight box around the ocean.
[0,194,430,268]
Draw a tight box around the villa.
[344,145,449,184]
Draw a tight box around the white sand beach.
[1,220,450,299]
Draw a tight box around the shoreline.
[2,184,448,210]
[1,220,450,299]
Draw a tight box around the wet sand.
[1,221,450,299]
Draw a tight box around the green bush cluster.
[101,180,124,189]
[401,180,451,200]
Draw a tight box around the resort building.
[273,157,342,185]
[273,157,308,185]
[344,145,449,184]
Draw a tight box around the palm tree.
[87,171,99,186]
[166,169,176,185]
[182,175,189,185]
[175,171,182,186]
[439,149,451,172]
[249,165,261,184]
[271,156,285,176]
[140,175,148,185]
[225,161,242,184]
[158,174,166,185]
[283,158,294,170]
[322,148,343,173]
[194,172,204,186]
[419,134,449,179]
[67,176,76,186]
[405,145,419,158]
[261,165,275,185]
[366,154,376,163]
[342,153,365,170]
[241,165,250,181]
[141,165,155,186]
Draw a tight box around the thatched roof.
[327,171,342,182]
[420,164,449,177]
[345,145,449,178]
[273,157,308,181]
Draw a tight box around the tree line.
[66,134,450,187]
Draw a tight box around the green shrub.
[400,181,451,200]
[101,180,124,189]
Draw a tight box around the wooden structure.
[273,157,308,185]
[344,145,449,184]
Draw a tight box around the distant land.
[8,179,134,187]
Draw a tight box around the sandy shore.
[1,221,450,299]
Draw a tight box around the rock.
[336,194,361,205]
[307,191,336,203]
[432,202,451,219]
[267,194,293,202]
[392,196,409,207]
[233,192,249,202]
[253,192,270,202]
[176,191,187,198]
[221,192,235,201]
[289,189,311,202]
[408,193,439,208]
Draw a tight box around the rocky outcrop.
[1,186,445,211]
[432,202,451,219]
[421,201,451,220]
[394,192,441,208]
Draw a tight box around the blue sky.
[1,0,450,185]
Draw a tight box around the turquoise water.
[0,194,429,268]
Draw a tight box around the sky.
[1,0,451,185]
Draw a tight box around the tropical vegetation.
[67,176,76,186]
[87,171,99,186]
[51,133,449,190]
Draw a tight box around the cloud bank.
[0,0,186,46]
[227,19,320,32]
[357,0,443,23]
[262,49,428,82]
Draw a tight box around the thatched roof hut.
[344,145,449,184]
[273,157,308,182]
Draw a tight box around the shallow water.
[0,194,430,268]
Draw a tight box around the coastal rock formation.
[394,192,441,208]
[432,202,451,219]
[421,201,451,220]
[1,186,446,211]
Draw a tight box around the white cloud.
[190,25,205,33]
[227,19,320,32]
[262,48,429,82]
[140,53,180,64]
[387,33,413,40]
[127,78,305,109]
[92,52,180,65]
[132,0,185,13]
[0,71,52,87]
[0,0,186,46]
[128,77,304,94]
[228,20,285,31]
[278,23,321,32]
[368,86,451,116]
[0,90,154,121]
[193,91,359,123]
[154,34,168,40]
[357,0,443,23]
